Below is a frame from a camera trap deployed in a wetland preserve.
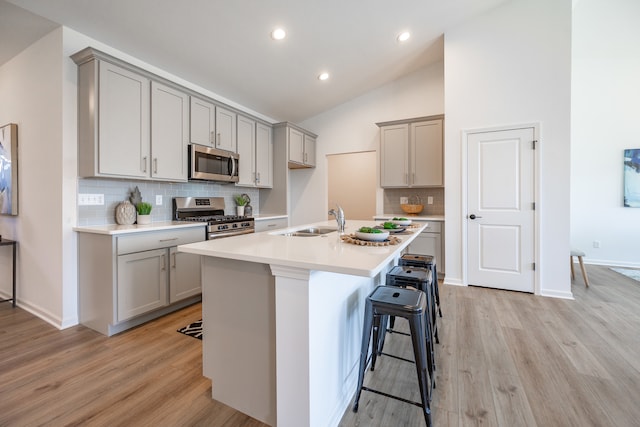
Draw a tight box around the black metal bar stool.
[385,265,436,376]
[353,285,432,427]
[400,253,442,318]
[353,286,431,427]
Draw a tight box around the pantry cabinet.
[78,226,204,336]
[378,116,443,188]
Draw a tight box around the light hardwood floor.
[2,264,640,426]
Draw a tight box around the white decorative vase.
[237,206,245,216]
[137,214,151,225]
[115,200,136,225]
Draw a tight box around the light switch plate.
[156,195,163,205]
[427,196,434,205]
[78,193,104,206]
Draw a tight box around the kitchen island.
[177,219,426,427]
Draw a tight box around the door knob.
[469,214,482,220]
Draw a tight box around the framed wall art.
[0,123,18,215]
[624,148,640,207]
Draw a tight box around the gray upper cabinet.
[73,48,189,182]
[215,106,237,152]
[151,82,189,181]
[378,116,443,188]
[281,123,316,169]
[255,122,273,187]
[236,115,256,186]
[190,96,216,147]
[237,118,273,188]
[77,58,151,179]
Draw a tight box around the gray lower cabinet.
[79,226,204,336]
[407,221,444,277]
[255,217,288,233]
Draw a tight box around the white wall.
[444,0,573,298]
[571,0,640,268]
[0,29,68,325]
[296,62,444,226]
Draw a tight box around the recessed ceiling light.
[271,28,286,40]
[397,31,411,42]
[318,72,330,81]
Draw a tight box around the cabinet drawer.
[117,227,205,255]
[255,217,288,233]
[416,221,441,233]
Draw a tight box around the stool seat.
[570,249,589,287]
[353,286,432,427]
[400,253,442,318]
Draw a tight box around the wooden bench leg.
[570,256,575,280]
[577,255,589,287]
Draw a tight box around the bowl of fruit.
[355,227,390,242]
[391,217,412,226]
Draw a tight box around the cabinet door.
[190,96,215,147]
[169,247,201,303]
[255,123,273,188]
[411,119,443,187]
[303,134,316,167]
[380,124,409,187]
[254,217,288,232]
[151,82,189,181]
[117,248,168,322]
[236,115,256,187]
[215,106,237,152]
[288,127,304,164]
[99,61,150,178]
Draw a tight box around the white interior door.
[467,127,535,293]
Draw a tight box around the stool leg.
[432,264,442,318]
[371,314,382,371]
[578,256,589,287]
[353,299,374,412]
[408,312,432,427]
[570,256,575,280]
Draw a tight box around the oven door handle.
[209,229,254,239]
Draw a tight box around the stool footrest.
[360,386,429,411]
[387,329,411,337]
[380,351,416,364]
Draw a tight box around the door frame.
[461,123,541,295]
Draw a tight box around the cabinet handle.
[153,158,158,174]
[161,254,166,271]
[256,172,260,183]
[217,133,220,147]
[158,238,179,242]
[267,224,276,227]
[405,173,408,184]
[210,131,215,145]
[142,156,147,173]
[171,252,176,269]
[411,172,415,185]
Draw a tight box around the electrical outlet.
[427,196,434,205]
[156,195,163,205]
[78,193,104,206]
[400,197,409,204]
[593,240,600,249]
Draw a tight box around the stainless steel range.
[173,197,255,240]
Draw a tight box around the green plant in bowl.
[357,227,382,234]
[136,202,152,215]
[383,222,398,229]
[234,194,248,206]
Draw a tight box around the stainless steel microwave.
[189,144,239,183]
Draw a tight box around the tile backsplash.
[78,178,259,226]
[383,188,444,216]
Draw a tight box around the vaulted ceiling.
[1,0,510,122]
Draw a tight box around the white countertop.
[73,221,206,235]
[178,219,426,278]
[375,214,444,222]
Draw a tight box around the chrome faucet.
[328,205,346,234]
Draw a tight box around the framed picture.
[624,148,640,207]
[0,123,18,215]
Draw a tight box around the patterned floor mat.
[177,319,202,340]
[610,267,640,283]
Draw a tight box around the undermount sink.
[279,227,337,237]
